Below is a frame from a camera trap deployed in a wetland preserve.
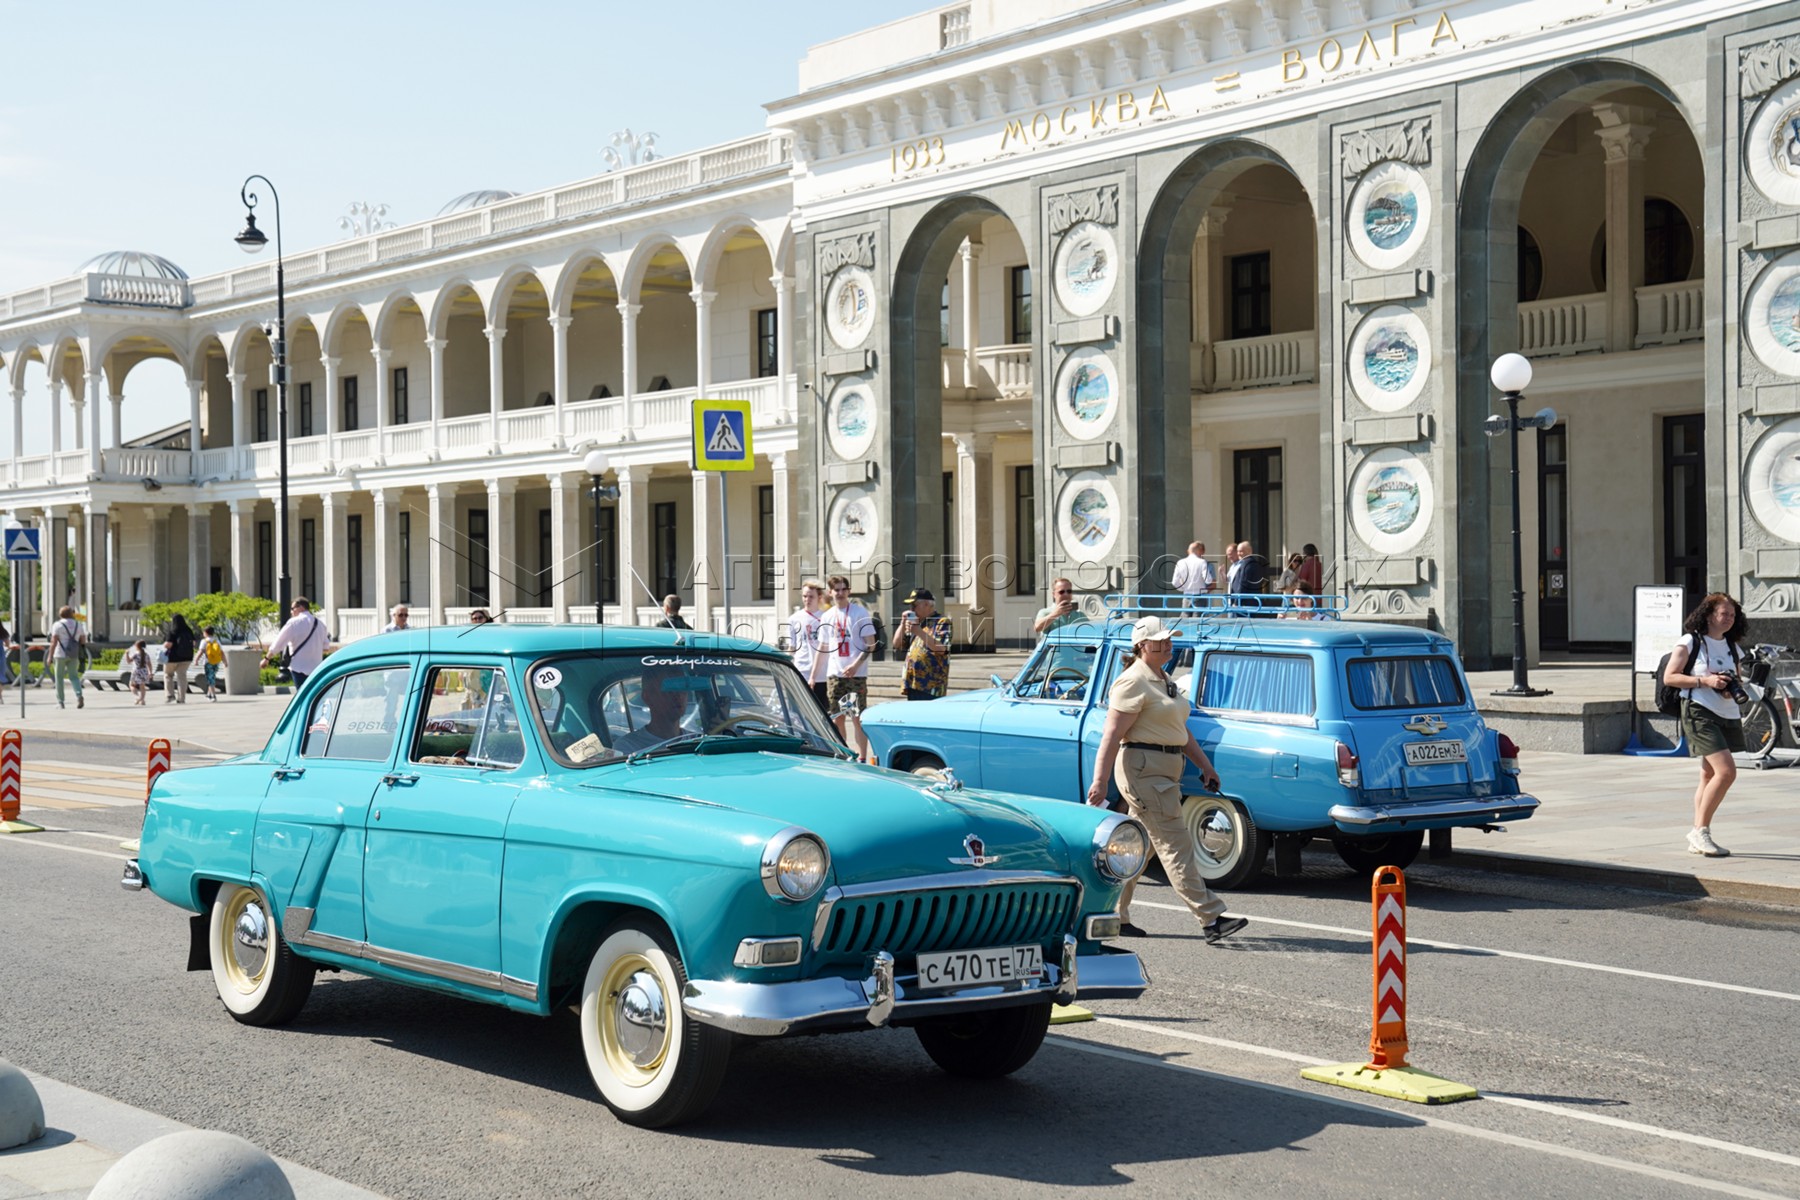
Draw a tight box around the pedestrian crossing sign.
[3,527,39,561]
[692,399,753,471]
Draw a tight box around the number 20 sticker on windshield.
[534,667,563,690]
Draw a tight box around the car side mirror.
[990,672,1008,691]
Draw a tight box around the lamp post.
[1485,353,1558,697]
[235,176,291,617]
[583,449,620,624]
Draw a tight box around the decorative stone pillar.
[1593,103,1656,354]
[186,378,204,477]
[70,393,85,452]
[690,469,714,631]
[48,379,62,457]
[371,349,390,458]
[425,336,447,454]
[617,466,648,618]
[486,476,514,613]
[954,434,996,648]
[549,315,572,446]
[484,325,506,448]
[42,507,66,632]
[692,289,717,395]
[959,238,984,382]
[372,488,392,621]
[549,472,573,622]
[228,373,247,450]
[228,498,253,596]
[426,483,451,625]
[9,389,22,477]
[618,302,641,433]
[771,274,794,415]
[188,504,213,600]
[1191,209,1230,387]
[319,491,340,632]
[320,355,341,456]
[85,371,103,475]
[771,452,793,619]
[109,393,123,450]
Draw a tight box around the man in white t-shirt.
[1169,542,1214,608]
[820,574,877,759]
[787,578,830,719]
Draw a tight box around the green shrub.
[140,593,280,644]
[93,649,124,670]
[259,667,283,686]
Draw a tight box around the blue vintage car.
[121,626,1150,1128]
[862,596,1538,889]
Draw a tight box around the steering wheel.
[709,713,789,737]
[1045,666,1089,698]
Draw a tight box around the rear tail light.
[1497,733,1520,775]
[1335,741,1360,787]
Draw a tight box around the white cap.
[1130,615,1179,644]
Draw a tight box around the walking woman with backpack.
[1662,592,1749,857]
[48,605,86,709]
[162,614,196,705]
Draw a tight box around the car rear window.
[1346,657,1466,710]
[1197,652,1314,717]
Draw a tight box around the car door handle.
[1059,707,1082,716]
[271,766,305,780]
[381,772,420,787]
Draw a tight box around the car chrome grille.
[814,881,1078,958]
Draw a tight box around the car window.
[1197,652,1315,717]
[299,666,411,761]
[1012,641,1099,700]
[1346,656,1465,710]
[413,666,525,768]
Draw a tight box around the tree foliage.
[138,592,280,644]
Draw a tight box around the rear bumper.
[1328,793,1539,834]
[682,938,1149,1037]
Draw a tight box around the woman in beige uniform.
[1085,615,1249,944]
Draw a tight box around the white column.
[85,371,104,474]
[425,336,447,454]
[109,393,123,450]
[692,288,716,395]
[48,379,62,456]
[371,348,390,458]
[186,377,204,476]
[690,469,713,631]
[549,315,571,445]
[549,473,572,622]
[618,302,641,434]
[320,355,341,454]
[1192,209,1228,386]
[485,325,506,447]
[228,498,253,595]
[9,389,22,474]
[86,503,110,639]
[959,238,984,381]
[618,466,647,617]
[320,491,340,632]
[485,477,513,613]
[71,394,85,451]
[228,373,247,450]
[771,452,793,619]
[426,483,450,625]
[771,273,794,416]
[955,434,996,646]
[188,504,211,598]
[372,488,392,620]
[42,506,65,631]
[1594,103,1655,354]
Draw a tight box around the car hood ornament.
[1402,714,1448,735]
[949,833,1001,868]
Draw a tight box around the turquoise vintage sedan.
[122,626,1150,1128]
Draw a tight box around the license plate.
[915,944,1045,991]
[1404,739,1467,766]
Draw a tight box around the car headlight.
[761,827,830,902]
[1093,815,1148,882]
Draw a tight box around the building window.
[398,511,412,605]
[1232,448,1284,557]
[254,388,269,442]
[538,509,553,606]
[1012,465,1036,596]
[940,281,952,347]
[468,509,489,606]
[1517,226,1544,304]
[392,366,409,425]
[298,382,313,437]
[597,505,618,605]
[210,566,223,594]
[342,375,359,432]
[256,520,272,601]
[758,484,775,600]
[300,518,317,601]
[346,514,363,608]
[1009,266,1032,342]
[1228,252,1272,340]
[653,502,679,600]
[755,308,778,378]
[943,470,956,600]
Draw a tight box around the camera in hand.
[1718,671,1751,705]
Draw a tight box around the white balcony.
[943,345,1033,400]
[1519,293,1608,357]
[1195,331,1318,392]
[1635,280,1705,348]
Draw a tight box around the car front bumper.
[682,937,1149,1037]
[1328,792,1539,834]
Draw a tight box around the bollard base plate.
[1049,1004,1095,1025]
[1,818,45,835]
[1301,1062,1478,1104]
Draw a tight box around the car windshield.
[526,651,843,767]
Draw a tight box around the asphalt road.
[2,768,1797,1199]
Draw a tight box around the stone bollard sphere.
[89,1129,296,1200]
[0,1059,45,1150]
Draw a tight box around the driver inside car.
[614,667,693,755]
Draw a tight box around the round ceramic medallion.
[1055,470,1121,563]
[1347,162,1432,270]
[824,265,877,350]
[1744,250,1800,376]
[827,485,879,568]
[1349,447,1433,554]
[826,380,877,460]
[1052,221,1118,317]
[1746,417,1800,543]
[1053,347,1119,440]
[1746,78,1800,207]
[1347,305,1431,412]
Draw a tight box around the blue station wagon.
[862,597,1538,889]
[122,626,1151,1128]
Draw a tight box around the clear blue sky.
[0,0,921,449]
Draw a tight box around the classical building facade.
[4,0,1799,662]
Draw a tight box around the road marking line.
[1087,1016,1800,1171]
[1051,1037,1797,1199]
[0,836,130,863]
[1135,902,1800,1002]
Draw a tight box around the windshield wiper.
[626,733,716,764]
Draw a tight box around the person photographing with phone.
[1085,615,1247,944]
[1033,578,1084,640]
[891,586,952,701]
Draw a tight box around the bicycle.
[1734,642,1792,760]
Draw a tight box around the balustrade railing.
[104,448,185,480]
[336,431,378,462]
[387,426,432,457]
[334,609,380,642]
[498,408,556,443]
[974,345,1033,399]
[440,414,491,450]
[1207,331,1318,391]
[54,450,91,479]
[567,398,627,438]
[1635,280,1705,347]
[1519,293,1607,357]
[196,448,238,480]
[289,435,328,469]
[637,388,698,430]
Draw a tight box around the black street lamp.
[582,448,620,624]
[1485,353,1558,697]
[235,176,291,616]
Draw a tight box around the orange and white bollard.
[0,728,41,834]
[145,738,172,804]
[1300,865,1476,1104]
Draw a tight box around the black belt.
[1124,741,1183,754]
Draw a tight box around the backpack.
[1654,634,1736,716]
[204,639,224,666]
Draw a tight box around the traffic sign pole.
[691,400,753,636]
[719,473,731,633]
[6,526,42,722]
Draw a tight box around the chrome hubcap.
[613,970,668,1067]
[231,897,269,978]
[1197,805,1237,862]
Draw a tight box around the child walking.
[125,640,152,706]
[198,626,225,701]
